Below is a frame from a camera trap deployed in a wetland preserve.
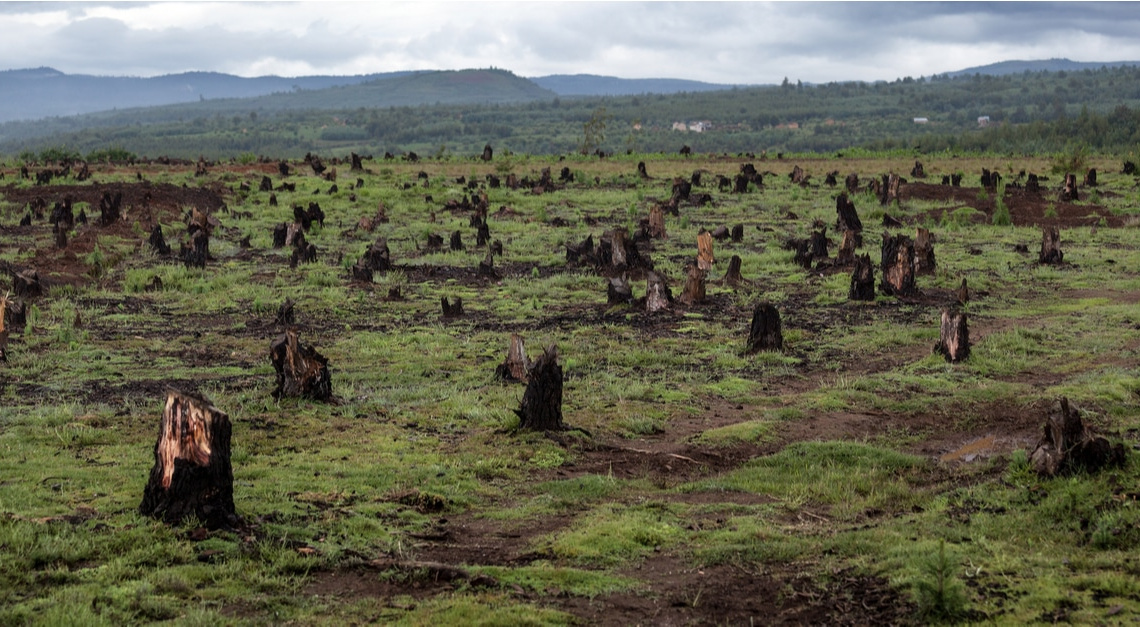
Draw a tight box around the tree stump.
[0,294,8,362]
[645,271,672,313]
[441,296,464,317]
[849,254,875,301]
[648,205,667,239]
[678,264,706,306]
[481,144,493,162]
[494,334,530,382]
[933,308,969,363]
[99,191,122,226]
[731,224,744,243]
[845,173,859,194]
[566,234,595,266]
[910,161,925,178]
[1084,168,1097,187]
[515,345,565,431]
[272,223,288,248]
[836,229,859,267]
[138,389,238,529]
[721,255,744,286]
[789,165,807,185]
[607,275,633,306]
[275,298,295,326]
[809,228,829,261]
[637,161,649,179]
[1039,226,1063,265]
[269,328,332,401]
[350,152,364,171]
[1026,173,1040,194]
[259,175,273,192]
[149,225,172,256]
[880,234,916,296]
[13,269,44,299]
[745,303,783,354]
[914,228,936,275]
[351,260,373,283]
[1060,173,1079,202]
[792,238,813,269]
[478,252,498,279]
[835,193,863,232]
[733,174,750,194]
[697,231,714,271]
[365,238,391,272]
[1030,397,1126,477]
[476,222,491,247]
[449,230,464,252]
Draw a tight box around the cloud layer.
[2,2,1139,83]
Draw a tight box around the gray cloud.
[1,2,1138,84]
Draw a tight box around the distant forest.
[4,64,1140,160]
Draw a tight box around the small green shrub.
[913,540,967,622]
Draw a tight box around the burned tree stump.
[149,225,172,256]
[607,275,633,306]
[1060,173,1079,202]
[914,228,936,275]
[259,175,273,192]
[272,223,288,248]
[481,144,494,162]
[809,228,829,261]
[365,238,391,272]
[637,161,649,179]
[138,389,238,529]
[351,260,373,283]
[835,193,863,233]
[515,345,565,431]
[745,303,783,354]
[789,165,807,185]
[1084,168,1097,187]
[275,298,295,326]
[645,271,672,313]
[910,161,925,178]
[99,191,122,226]
[441,296,464,317]
[476,222,491,247]
[721,255,744,286]
[697,231,714,271]
[1030,397,1126,477]
[350,152,364,171]
[478,252,498,279]
[450,230,464,252]
[933,308,970,363]
[880,233,916,296]
[711,225,730,241]
[733,174,750,194]
[1039,226,1063,265]
[678,265,706,306]
[494,334,530,382]
[269,328,332,402]
[836,229,859,267]
[1026,173,1040,194]
[792,238,813,269]
[12,269,44,299]
[731,224,744,243]
[849,254,876,301]
[845,173,860,194]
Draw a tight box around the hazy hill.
[530,74,742,96]
[944,58,1140,77]
[0,67,411,123]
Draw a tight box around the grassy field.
[1,151,1139,625]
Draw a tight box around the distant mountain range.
[2,58,1139,124]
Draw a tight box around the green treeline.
[5,64,1140,160]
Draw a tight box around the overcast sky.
[2,2,1139,84]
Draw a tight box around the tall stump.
[516,345,564,431]
[745,303,783,354]
[269,328,332,401]
[880,233,916,296]
[933,308,970,363]
[678,265,706,306]
[1039,226,1063,265]
[495,334,531,382]
[139,390,238,528]
[914,228,936,275]
[849,254,876,301]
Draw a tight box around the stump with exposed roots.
[139,389,238,529]
[270,328,332,402]
[1030,397,1126,477]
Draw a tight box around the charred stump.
[914,228,936,275]
[745,304,783,354]
[648,206,667,239]
[350,152,364,171]
[1039,226,1063,265]
[1060,173,1079,202]
[365,238,391,272]
[494,334,530,382]
[733,174,750,194]
[351,260,373,283]
[880,234,916,296]
[731,224,744,243]
[269,328,332,402]
[478,252,498,279]
[149,225,172,256]
[910,161,925,178]
[792,239,813,269]
[645,271,672,313]
[607,275,633,306]
[476,222,491,247]
[849,254,875,301]
[13,269,44,299]
[809,228,829,261]
[481,144,494,162]
[1026,173,1040,194]
[275,298,295,326]
[789,165,807,185]
[566,234,595,266]
[138,389,238,529]
[1084,168,1097,187]
[721,255,744,286]
[272,223,288,248]
[259,175,273,192]
[99,191,122,226]
[441,297,464,318]
[637,161,649,179]
[835,193,863,233]
[836,229,859,267]
[1030,397,1127,477]
[933,308,970,363]
[450,230,464,252]
[845,173,860,194]
[515,345,565,431]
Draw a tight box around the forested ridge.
[5,64,1140,160]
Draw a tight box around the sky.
[2,2,1140,84]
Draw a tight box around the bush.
[914,540,968,622]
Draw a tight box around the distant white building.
[913,117,929,124]
[688,121,711,133]
[977,116,991,127]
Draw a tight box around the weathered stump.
[880,234,916,296]
[13,269,44,299]
[138,389,238,529]
[910,161,925,178]
[933,308,969,363]
[259,175,273,192]
[845,173,859,194]
[697,231,714,271]
[350,152,364,171]
[1030,397,1127,477]
[849,254,875,301]
[276,298,295,326]
[836,229,859,267]
[956,278,969,306]
[789,165,807,184]
[731,224,744,243]
[835,193,863,233]
[351,260,373,283]
[745,303,783,354]
[365,238,391,272]
[637,161,649,179]
[0,294,8,362]
[481,144,493,162]
[914,228,936,275]
[477,222,491,247]
[269,328,332,401]
[648,206,667,239]
[1026,173,1040,194]
[149,225,172,256]
[809,228,829,261]
[449,230,464,252]
[678,265,706,306]
[515,345,565,431]
[478,252,498,279]
[99,191,122,226]
[1060,173,1079,202]
[494,334,530,382]
[1039,226,1063,265]
[645,272,672,313]
[1084,168,1097,187]
[792,238,813,269]
[272,223,288,248]
[733,174,750,194]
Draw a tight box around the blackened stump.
[139,389,238,529]
[933,308,970,363]
[849,254,875,301]
[1031,397,1127,477]
[745,303,783,354]
[515,345,565,431]
[1039,227,1063,265]
[269,328,332,402]
[880,233,916,296]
